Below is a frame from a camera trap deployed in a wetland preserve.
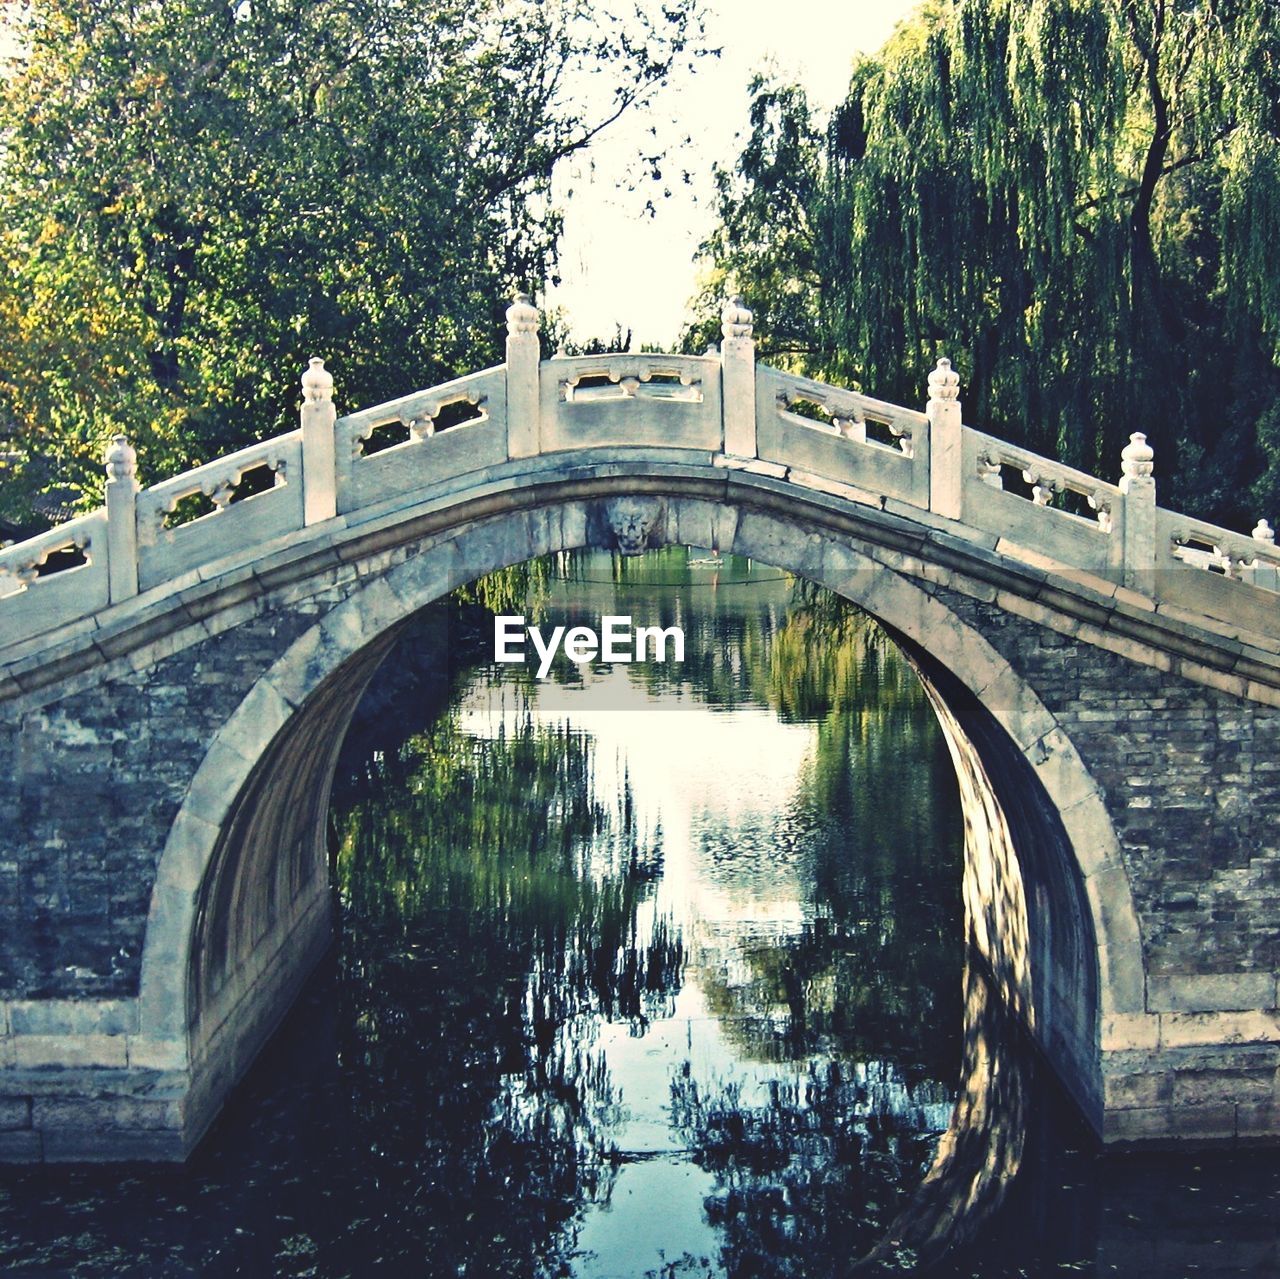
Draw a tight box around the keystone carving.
[604,496,665,556]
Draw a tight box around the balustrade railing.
[756,366,930,509]
[961,427,1124,578]
[0,512,105,598]
[335,366,507,515]
[540,353,721,453]
[1162,511,1280,584]
[0,509,110,648]
[1,293,1275,654]
[135,435,302,591]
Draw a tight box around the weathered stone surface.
[933,586,1280,987]
[7,998,136,1036]
[12,1034,128,1069]
[0,1130,41,1161]
[0,1097,30,1130]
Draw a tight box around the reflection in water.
[2,549,1276,1275]
[327,553,967,1279]
[331,549,970,1275]
[853,963,1026,1273]
[332,712,666,1275]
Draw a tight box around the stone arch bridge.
[2,297,1279,1163]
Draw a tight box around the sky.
[546,0,919,349]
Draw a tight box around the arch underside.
[145,486,1135,1157]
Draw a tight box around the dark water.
[3,550,1280,1276]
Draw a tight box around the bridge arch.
[138,488,1140,1151]
[5,296,1280,1162]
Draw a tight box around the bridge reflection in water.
[0,551,1274,1274]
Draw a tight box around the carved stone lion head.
[605,496,664,556]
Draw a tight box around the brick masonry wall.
[936,586,1280,990]
[0,605,328,1000]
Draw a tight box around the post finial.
[299,358,337,524]
[506,293,539,337]
[927,357,960,403]
[1120,431,1154,482]
[104,434,137,484]
[1254,518,1275,544]
[301,356,333,405]
[721,295,753,341]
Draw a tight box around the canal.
[2,549,1279,1275]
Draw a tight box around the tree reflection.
[332,549,967,1277]
[669,1056,949,1275]
[690,593,963,1078]
[332,709,684,1275]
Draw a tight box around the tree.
[689,0,1280,528]
[0,0,705,521]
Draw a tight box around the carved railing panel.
[0,512,102,595]
[136,437,303,591]
[1161,509,1280,580]
[756,366,930,509]
[961,429,1123,577]
[540,354,721,453]
[1152,508,1280,633]
[335,367,507,515]
[0,511,109,648]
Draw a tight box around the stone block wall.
[937,587,1280,993]
[0,598,343,1001]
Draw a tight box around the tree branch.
[1073,132,1230,215]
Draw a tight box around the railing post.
[1119,432,1156,592]
[720,296,756,458]
[301,357,337,524]
[1247,519,1279,590]
[104,435,139,603]
[505,293,540,459]
[927,357,963,520]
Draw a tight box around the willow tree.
[691,0,1280,526]
[0,0,705,522]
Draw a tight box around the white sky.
[546,0,919,348]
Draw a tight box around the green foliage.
[689,0,1280,527]
[0,0,705,519]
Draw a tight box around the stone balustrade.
[135,435,302,593]
[1,293,1276,654]
[961,428,1125,578]
[1165,510,1280,581]
[0,512,105,595]
[334,366,506,516]
[541,354,721,454]
[0,512,109,643]
[756,364,930,510]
